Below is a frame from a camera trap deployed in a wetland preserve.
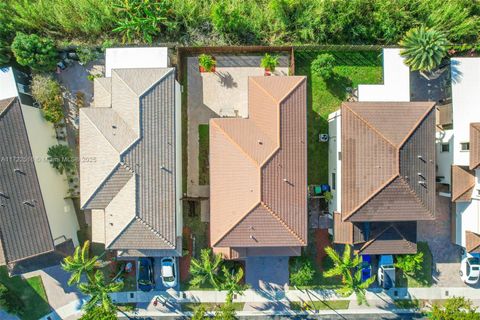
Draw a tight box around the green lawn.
[198,124,210,185]
[396,242,433,288]
[294,50,383,184]
[181,302,245,312]
[290,300,350,311]
[0,266,51,320]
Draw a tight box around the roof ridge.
[81,108,122,153]
[277,77,306,104]
[343,174,398,221]
[397,103,435,149]
[211,202,261,247]
[261,202,306,245]
[397,176,435,219]
[134,217,175,248]
[453,185,475,202]
[250,78,281,103]
[359,223,413,253]
[139,68,174,97]
[0,97,15,117]
[210,120,261,167]
[343,103,397,148]
[82,163,122,209]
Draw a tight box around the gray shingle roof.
[0,98,54,263]
[81,68,177,250]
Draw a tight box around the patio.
[185,53,290,208]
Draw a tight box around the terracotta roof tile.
[210,76,307,249]
[341,102,436,222]
[451,165,475,202]
[466,231,480,253]
[358,222,417,255]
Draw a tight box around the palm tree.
[221,266,247,302]
[399,26,448,72]
[78,270,123,313]
[324,245,375,305]
[47,144,76,174]
[62,240,98,285]
[189,248,223,289]
[337,266,376,305]
[324,244,360,282]
[191,304,207,320]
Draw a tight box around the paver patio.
[417,195,465,287]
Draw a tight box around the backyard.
[0,266,51,320]
[294,50,383,184]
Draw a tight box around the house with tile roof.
[80,62,183,258]
[328,48,437,255]
[442,57,480,253]
[0,68,79,274]
[209,76,307,260]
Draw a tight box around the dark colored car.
[137,257,154,292]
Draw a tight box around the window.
[441,143,450,152]
[461,142,470,151]
[332,172,336,190]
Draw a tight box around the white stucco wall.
[21,105,79,247]
[456,201,480,247]
[452,58,480,166]
[175,80,183,238]
[0,67,18,100]
[358,48,410,102]
[328,110,341,214]
[105,47,169,77]
[436,129,454,186]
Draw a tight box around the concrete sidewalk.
[46,287,480,319]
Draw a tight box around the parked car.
[378,255,395,289]
[460,253,480,285]
[137,257,154,292]
[160,257,178,288]
[360,255,372,281]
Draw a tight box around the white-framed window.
[460,142,470,152]
[441,143,450,152]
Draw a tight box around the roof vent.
[0,192,9,199]
[418,181,427,188]
[112,125,117,129]
[23,201,34,207]
[14,168,26,175]
[258,140,263,145]
[283,178,288,182]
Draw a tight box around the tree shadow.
[325,73,353,100]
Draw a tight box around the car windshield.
[138,279,151,285]
[163,276,175,282]
[470,258,480,265]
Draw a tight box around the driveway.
[417,196,464,287]
[245,256,289,291]
[154,258,180,291]
[22,265,84,309]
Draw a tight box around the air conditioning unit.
[319,134,329,142]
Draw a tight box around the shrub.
[0,282,25,315]
[11,33,57,71]
[399,26,448,72]
[42,96,64,123]
[76,46,99,65]
[260,53,278,72]
[113,0,175,43]
[0,40,11,66]
[31,74,62,105]
[198,54,216,72]
[428,297,479,319]
[47,144,76,174]
[395,252,424,275]
[311,53,336,79]
[290,256,315,287]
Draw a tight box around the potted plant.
[198,54,216,73]
[261,53,278,76]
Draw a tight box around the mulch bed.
[314,228,331,270]
[179,226,193,282]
